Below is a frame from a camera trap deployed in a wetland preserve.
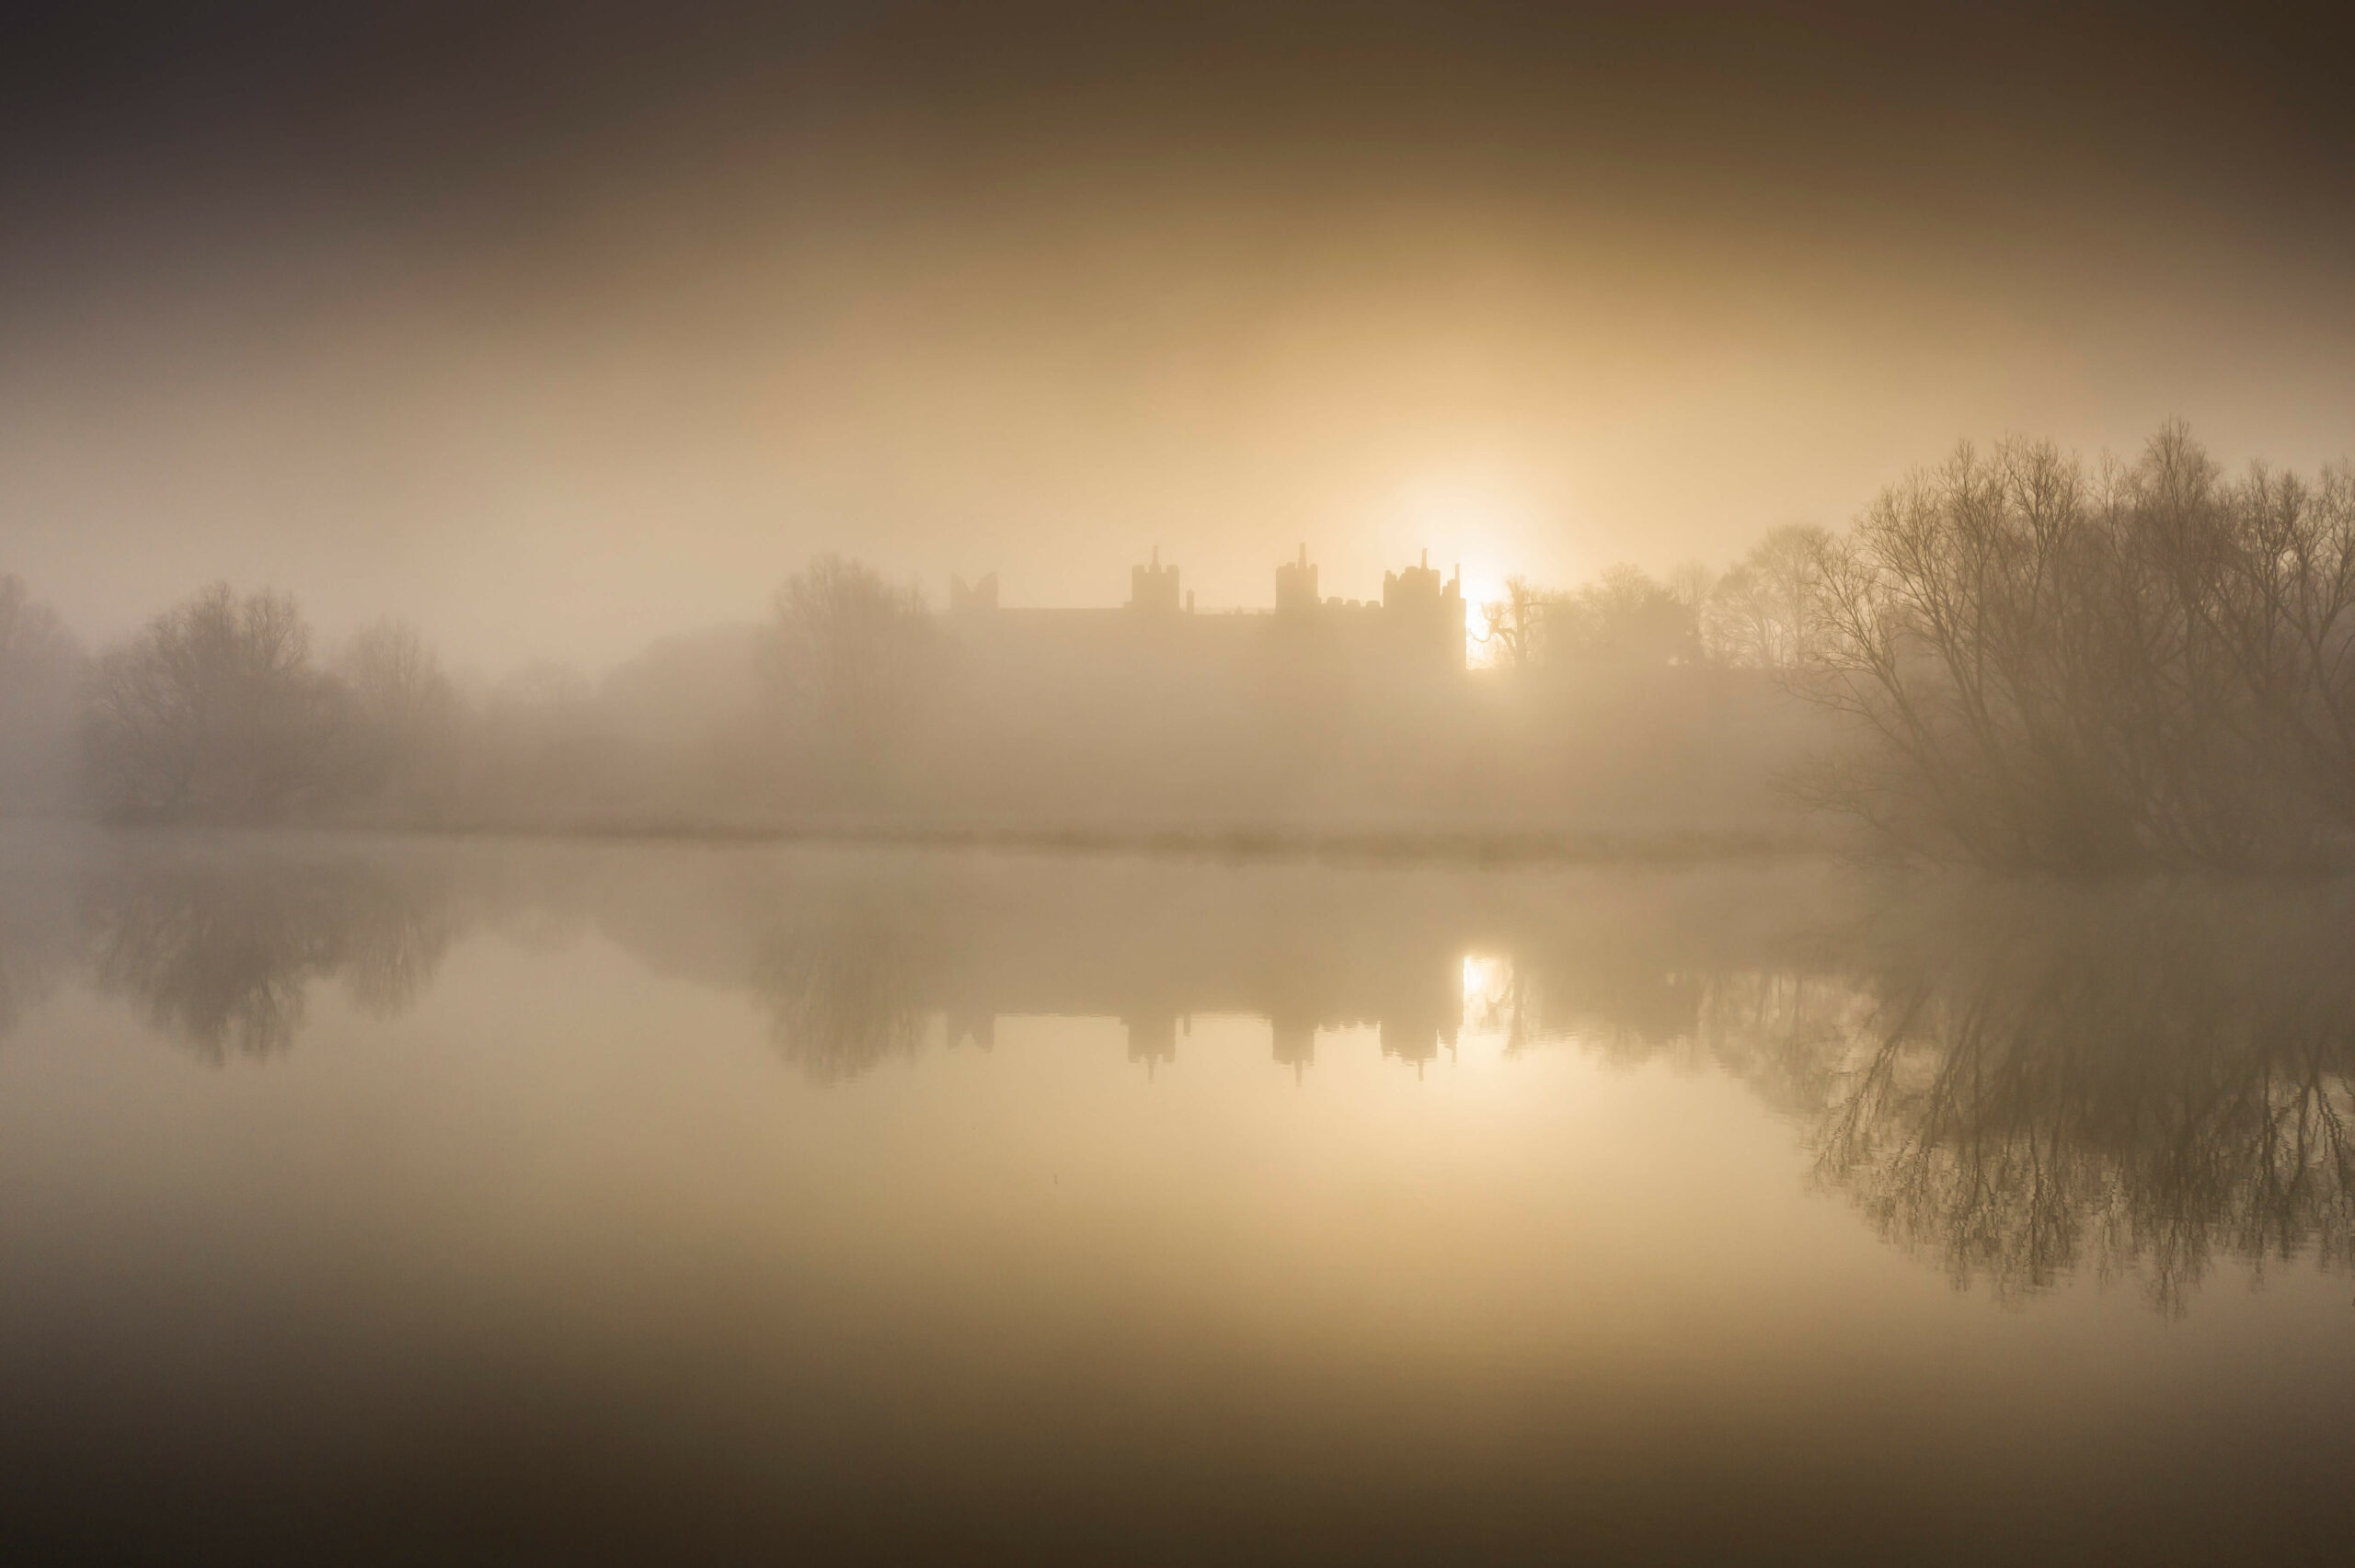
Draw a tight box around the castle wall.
[943,549,1467,679]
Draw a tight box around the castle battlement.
[945,547,1466,671]
[1129,546,1180,613]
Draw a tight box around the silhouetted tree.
[0,574,85,812]
[1555,565,1699,666]
[1666,560,1717,621]
[338,617,459,810]
[762,555,936,784]
[1479,567,1699,672]
[86,583,350,823]
[1704,524,1829,667]
[1793,426,2355,869]
[1476,576,1567,670]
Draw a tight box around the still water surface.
[2,830,2351,1562]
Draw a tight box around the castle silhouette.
[948,546,1466,673]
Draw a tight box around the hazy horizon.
[10,13,2355,1559]
[7,1,2354,668]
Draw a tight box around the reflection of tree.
[1486,876,2355,1311]
[1495,897,1810,1071]
[752,898,936,1083]
[85,850,459,1062]
[0,839,83,1040]
[59,832,2336,1315]
[335,868,460,1018]
[1694,970,1875,1122]
[1717,886,2355,1311]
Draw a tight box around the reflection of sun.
[1457,953,1524,1058]
[1460,953,1512,1024]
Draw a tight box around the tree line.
[5,423,2351,868]
[1477,423,2355,869]
[0,560,943,829]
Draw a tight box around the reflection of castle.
[933,940,1465,1076]
[948,545,1466,673]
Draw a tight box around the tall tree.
[763,555,936,783]
[86,583,347,822]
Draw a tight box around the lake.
[2,828,2350,1563]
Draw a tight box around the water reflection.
[568,850,1518,1079]
[1786,887,2355,1310]
[79,840,460,1061]
[7,831,2353,1307]
[1488,879,2355,1307]
[0,839,76,1041]
[752,889,942,1082]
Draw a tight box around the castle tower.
[1381,548,1467,670]
[1129,545,1180,613]
[1275,544,1320,615]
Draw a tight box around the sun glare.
[1387,470,1534,660]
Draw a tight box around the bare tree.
[1704,524,1829,668]
[1667,560,1717,622]
[0,574,84,812]
[1476,576,1565,671]
[1791,426,2355,869]
[340,619,453,743]
[338,618,459,808]
[763,555,937,778]
[1557,565,1699,666]
[86,583,348,823]
[1481,567,1697,672]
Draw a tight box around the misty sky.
[6,1,2352,670]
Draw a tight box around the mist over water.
[3,828,2352,1562]
[9,4,2355,1562]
